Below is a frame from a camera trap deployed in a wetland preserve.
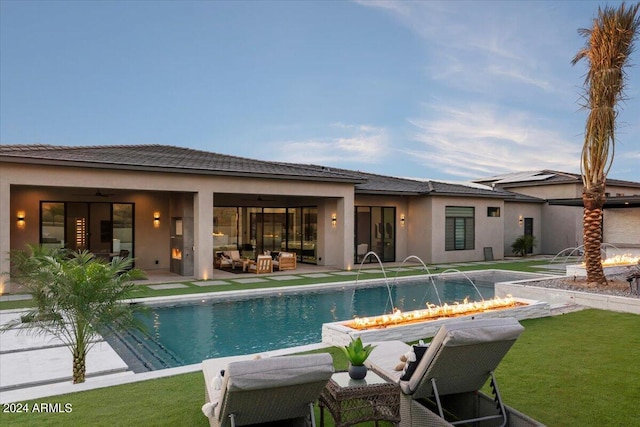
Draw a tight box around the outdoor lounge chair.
[215,252,233,269]
[274,252,297,271]
[365,317,544,427]
[225,250,244,270]
[247,255,273,274]
[202,353,334,427]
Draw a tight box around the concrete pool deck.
[2,260,639,404]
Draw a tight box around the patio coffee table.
[319,371,400,427]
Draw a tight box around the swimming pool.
[106,270,542,372]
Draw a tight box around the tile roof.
[352,172,528,200]
[0,144,362,183]
[0,144,546,201]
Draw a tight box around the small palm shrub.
[511,235,536,257]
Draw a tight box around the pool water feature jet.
[549,243,623,265]
[394,255,442,307]
[439,269,485,302]
[355,251,394,313]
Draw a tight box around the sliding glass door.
[39,201,134,257]
[354,206,395,263]
[219,206,317,264]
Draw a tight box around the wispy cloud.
[356,1,562,95]
[406,103,581,179]
[270,123,389,166]
[352,1,590,180]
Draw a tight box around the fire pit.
[322,297,550,347]
[566,254,640,278]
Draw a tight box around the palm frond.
[572,2,640,190]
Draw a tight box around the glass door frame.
[39,201,135,258]
[354,206,396,263]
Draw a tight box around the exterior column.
[193,190,213,280]
[0,178,10,292]
[339,193,354,270]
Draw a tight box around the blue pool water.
[107,271,538,371]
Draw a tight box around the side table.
[319,371,400,427]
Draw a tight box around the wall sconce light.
[518,215,523,227]
[400,214,406,227]
[153,212,161,228]
[16,211,26,229]
[331,213,337,228]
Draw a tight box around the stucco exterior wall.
[605,184,640,196]
[540,204,583,255]
[505,183,581,199]
[502,182,639,199]
[428,197,505,264]
[503,202,544,256]
[2,163,355,283]
[406,197,432,263]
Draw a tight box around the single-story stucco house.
[2,144,639,292]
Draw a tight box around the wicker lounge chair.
[365,317,544,427]
[202,354,334,427]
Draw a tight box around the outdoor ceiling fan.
[72,189,115,198]
[240,195,278,202]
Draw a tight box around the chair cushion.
[366,340,410,384]
[442,317,524,347]
[225,354,333,391]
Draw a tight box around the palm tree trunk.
[72,347,86,384]
[583,187,607,285]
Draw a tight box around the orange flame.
[600,254,640,267]
[345,295,523,330]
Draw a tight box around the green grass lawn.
[1,309,638,426]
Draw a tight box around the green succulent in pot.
[342,337,375,366]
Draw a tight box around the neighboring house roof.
[0,144,363,183]
[474,169,640,190]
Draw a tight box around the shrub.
[511,235,536,257]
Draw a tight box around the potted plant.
[342,337,375,379]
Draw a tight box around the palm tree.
[5,245,146,383]
[571,2,640,285]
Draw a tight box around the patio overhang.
[548,196,640,209]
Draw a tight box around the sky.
[1,1,639,183]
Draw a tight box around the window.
[40,202,65,249]
[213,207,239,250]
[487,207,500,217]
[445,206,474,251]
